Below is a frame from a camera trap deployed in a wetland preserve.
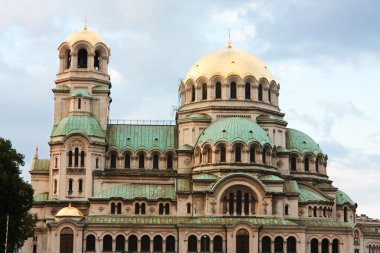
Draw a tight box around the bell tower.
[49,25,111,200]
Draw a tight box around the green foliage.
[0,138,36,253]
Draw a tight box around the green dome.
[51,115,105,138]
[336,189,356,206]
[286,128,323,155]
[70,89,92,98]
[196,117,273,147]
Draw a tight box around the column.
[197,239,201,253]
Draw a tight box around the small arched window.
[54,179,57,194]
[249,146,255,163]
[55,157,58,168]
[188,235,197,252]
[128,235,138,252]
[207,148,212,163]
[77,48,88,68]
[332,239,339,253]
[287,236,297,253]
[166,236,176,252]
[159,203,164,215]
[215,82,222,99]
[96,157,99,168]
[245,82,251,99]
[141,203,146,214]
[344,207,348,222]
[311,238,319,253]
[141,235,150,252]
[78,98,81,109]
[124,154,130,168]
[213,236,223,252]
[153,154,159,169]
[304,157,309,171]
[110,153,117,168]
[315,159,319,172]
[103,235,113,251]
[191,85,196,102]
[202,83,207,100]
[187,203,191,214]
[274,236,284,253]
[313,206,317,217]
[230,82,237,99]
[94,50,100,70]
[220,146,226,162]
[262,236,271,253]
[111,202,116,214]
[285,204,289,215]
[139,154,145,169]
[78,179,83,192]
[167,154,173,169]
[134,203,139,214]
[86,235,96,251]
[115,235,125,251]
[74,147,79,167]
[268,89,272,103]
[262,149,266,164]
[322,239,329,253]
[235,146,241,162]
[80,150,85,167]
[153,235,163,252]
[68,150,73,167]
[201,235,210,252]
[117,202,122,214]
[66,50,71,69]
[165,203,170,215]
[290,156,297,171]
[258,84,263,101]
[68,178,73,193]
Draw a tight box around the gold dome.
[184,48,274,81]
[64,28,104,46]
[56,204,83,217]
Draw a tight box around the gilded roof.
[51,115,105,138]
[184,48,274,81]
[285,128,323,155]
[64,28,104,46]
[196,117,273,147]
[107,124,175,152]
[56,204,84,217]
[91,184,176,200]
[336,189,356,206]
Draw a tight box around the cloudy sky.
[1,0,379,218]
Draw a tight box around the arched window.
[262,236,271,253]
[244,192,249,215]
[228,192,234,215]
[236,191,242,215]
[165,203,170,215]
[86,234,96,251]
[188,235,197,252]
[230,82,237,99]
[134,203,139,214]
[213,235,223,252]
[139,154,145,169]
[287,236,297,253]
[74,147,79,167]
[33,245,37,253]
[141,203,146,214]
[111,203,116,214]
[110,153,116,168]
[78,179,83,192]
[274,236,284,253]
[323,207,326,217]
[128,235,137,252]
[313,206,317,217]
[322,239,329,253]
[54,179,57,194]
[191,85,195,102]
[117,202,122,214]
[60,228,74,253]
[268,89,272,103]
[235,146,241,162]
[153,235,163,252]
[78,98,81,109]
[159,203,164,215]
[236,229,249,253]
[201,235,210,252]
[220,146,226,162]
[68,178,73,193]
[66,50,71,69]
[258,84,263,101]
[103,235,112,251]
[167,154,173,169]
[344,207,348,222]
[262,149,266,164]
[202,83,207,100]
[245,82,251,99]
[187,203,191,214]
[315,159,319,172]
[285,204,289,215]
[153,154,159,169]
[215,82,222,99]
[207,148,212,163]
[124,154,130,168]
[141,235,150,252]
[68,150,73,167]
[304,157,310,171]
[116,235,125,251]
[166,235,175,252]
[80,151,85,167]
[94,50,100,70]
[249,146,255,163]
[95,158,99,168]
[78,49,88,68]
[332,239,339,253]
[310,238,318,253]
[55,157,58,168]
[290,156,297,171]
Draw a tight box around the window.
[235,146,241,162]
[124,154,130,168]
[311,238,318,253]
[86,235,96,251]
[249,146,255,162]
[66,50,71,69]
[78,179,83,192]
[262,149,266,164]
[215,82,222,99]
[54,179,57,194]
[287,236,297,253]
[285,204,289,215]
[117,202,122,214]
[128,235,137,252]
[153,154,159,169]
[78,48,88,68]
[332,239,339,253]
[55,157,58,168]
[167,154,173,169]
[68,150,73,167]
[191,85,195,102]
[313,206,317,217]
[80,151,85,167]
[262,236,271,253]
[245,82,251,99]
[258,84,263,101]
[187,203,191,214]
[274,236,284,253]
[236,191,242,215]
[159,203,164,215]
[153,235,163,252]
[96,158,99,168]
[206,148,212,163]
[74,147,79,167]
[78,98,81,109]
[344,207,348,222]
[202,83,207,100]
[116,235,125,251]
[201,235,210,252]
[322,239,329,253]
[213,236,223,252]
[268,89,271,103]
[141,235,150,252]
[94,50,100,70]
[230,82,237,99]
[103,235,112,251]
[304,157,309,171]
[244,193,249,214]
[188,235,197,252]
[166,235,175,252]
[290,156,297,171]
[315,159,319,172]
[220,146,226,162]
[229,192,234,215]
[68,179,73,193]
[165,203,170,215]
[139,154,145,169]
[111,203,116,214]
[33,245,37,253]
[110,153,116,168]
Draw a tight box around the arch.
[262,236,271,253]
[230,81,237,99]
[166,235,176,252]
[128,235,138,252]
[322,238,329,253]
[201,235,210,252]
[153,235,163,252]
[332,239,339,253]
[310,238,318,253]
[60,227,73,253]
[236,229,249,253]
[77,48,88,68]
[215,81,222,99]
[116,234,125,251]
[202,83,207,100]
[287,236,297,253]
[141,235,150,252]
[245,82,251,99]
[274,236,284,253]
[103,234,112,251]
[214,235,223,252]
[188,235,197,252]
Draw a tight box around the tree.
[0,137,36,252]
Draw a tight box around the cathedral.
[21,26,380,253]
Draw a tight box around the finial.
[33,145,38,160]
[227,29,232,49]
[84,15,87,31]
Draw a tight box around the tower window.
[55,157,58,168]
[344,206,348,222]
[68,179,73,193]
[215,82,222,99]
[124,154,130,168]
[315,159,319,172]
[139,154,145,169]
[94,50,100,70]
[207,148,212,163]
[258,84,263,101]
[235,146,241,162]
[167,154,173,169]
[110,153,117,168]
[262,149,266,164]
[153,154,159,169]
[304,157,309,171]
[117,202,122,214]
[202,83,207,100]
[96,158,99,168]
[54,179,57,194]
[268,89,272,103]
[187,203,191,214]
[285,204,289,215]
[78,179,83,192]
[220,146,226,162]
[66,50,71,69]
[245,82,251,99]
[68,150,73,167]
[191,85,195,102]
[290,156,297,171]
[230,82,237,99]
[74,147,79,167]
[249,146,255,163]
[78,98,81,109]
[80,151,85,167]
[77,48,88,68]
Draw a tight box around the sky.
[0,0,379,218]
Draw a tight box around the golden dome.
[184,47,274,81]
[64,28,104,46]
[56,204,83,217]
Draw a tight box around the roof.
[284,180,300,194]
[259,174,284,182]
[176,178,191,192]
[285,128,323,155]
[336,189,356,206]
[291,219,355,229]
[184,48,274,82]
[56,204,84,217]
[177,113,212,123]
[51,115,105,138]
[64,28,104,46]
[107,124,176,152]
[196,117,273,147]
[34,192,49,202]
[298,185,331,203]
[91,184,176,200]
[31,159,50,171]
[193,173,219,181]
[256,115,288,126]
[70,89,92,98]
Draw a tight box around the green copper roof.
[256,114,288,126]
[92,184,176,200]
[196,117,273,147]
[70,89,92,98]
[52,85,70,93]
[51,115,105,138]
[336,189,356,206]
[177,144,193,152]
[92,85,109,92]
[32,159,50,171]
[176,178,191,192]
[284,180,300,194]
[291,219,355,229]
[259,174,284,182]
[286,128,323,155]
[107,125,175,152]
[299,185,331,203]
[177,113,212,123]
[34,192,49,202]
